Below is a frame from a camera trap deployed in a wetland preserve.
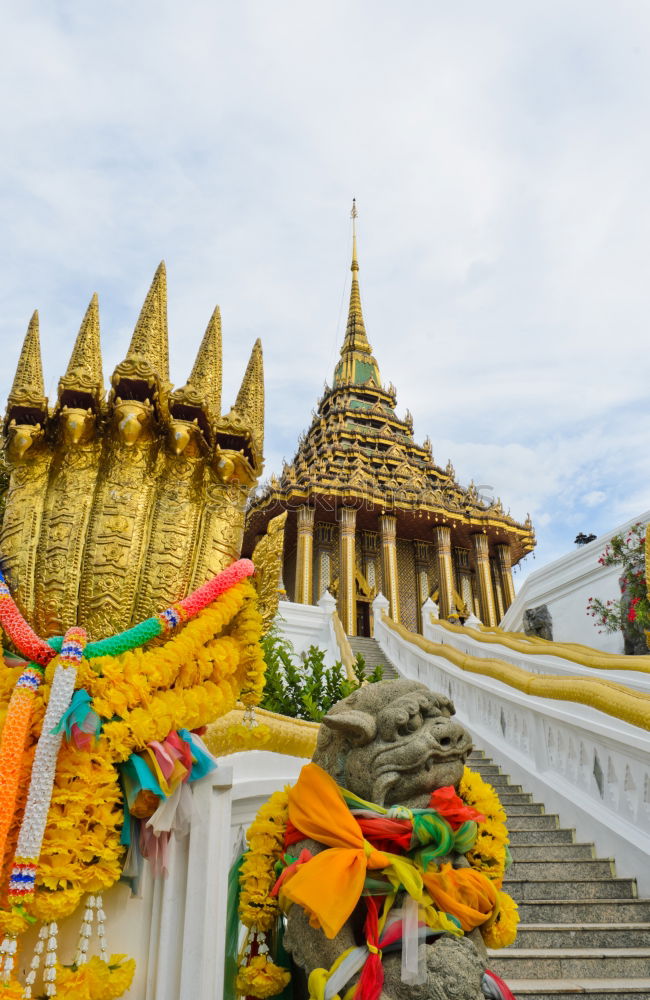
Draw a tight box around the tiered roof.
[247,205,535,562]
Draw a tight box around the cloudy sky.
[1,1,649,585]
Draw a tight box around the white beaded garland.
[15,666,77,866]
[1,934,16,985]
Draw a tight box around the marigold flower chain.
[82,583,249,719]
[239,789,290,932]
[458,767,509,885]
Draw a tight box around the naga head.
[5,417,45,462]
[166,416,205,457]
[113,396,154,446]
[59,406,96,447]
[314,679,473,807]
[213,412,261,486]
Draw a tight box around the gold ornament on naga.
[0,262,269,639]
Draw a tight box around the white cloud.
[582,490,607,508]
[1,1,649,579]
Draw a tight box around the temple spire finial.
[8,310,47,410]
[172,306,222,421]
[58,293,104,405]
[126,261,170,383]
[333,200,382,387]
[351,197,359,273]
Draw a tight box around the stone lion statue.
[283,679,489,1000]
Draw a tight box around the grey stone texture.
[523,603,553,640]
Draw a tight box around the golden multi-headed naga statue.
[1,263,268,640]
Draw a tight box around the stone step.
[467,747,650,996]
[347,638,399,678]
[503,879,637,900]
[507,814,560,830]
[507,859,616,880]
[516,900,650,923]
[477,774,518,787]
[509,828,575,845]
[490,948,650,980]
[499,792,535,804]
[503,802,545,814]
[509,843,595,861]
[505,977,650,1000]
[513,924,650,949]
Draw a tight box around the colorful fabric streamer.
[51,687,101,750]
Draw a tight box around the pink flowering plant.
[587,522,650,644]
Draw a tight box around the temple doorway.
[356,601,371,637]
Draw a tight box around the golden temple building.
[244,204,536,636]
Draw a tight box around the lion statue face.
[314,679,473,807]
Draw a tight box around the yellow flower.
[0,979,24,999]
[481,890,520,949]
[459,767,510,887]
[235,956,290,998]
[0,911,30,936]
[30,886,83,922]
[55,954,135,1000]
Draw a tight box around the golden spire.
[127,261,169,382]
[187,306,222,414]
[58,293,103,402]
[233,338,264,453]
[343,198,371,355]
[8,310,47,409]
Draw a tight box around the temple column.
[339,507,357,635]
[362,530,379,593]
[496,542,516,610]
[491,559,506,621]
[414,541,431,632]
[295,505,315,605]
[472,532,498,626]
[380,514,400,622]
[454,547,473,617]
[433,525,454,620]
[314,523,335,601]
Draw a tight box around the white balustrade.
[373,598,650,893]
[422,616,650,693]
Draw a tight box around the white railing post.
[179,766,234,1000]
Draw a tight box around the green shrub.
[260,627,383,721]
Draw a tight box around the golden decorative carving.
[251,512,288,632]
[1,312,51,621]
[1,265,266,639]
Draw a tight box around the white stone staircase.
[347,635,399,679]
[469,749,650,1000]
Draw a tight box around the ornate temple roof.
[247,205,535,563]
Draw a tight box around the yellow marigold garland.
[239,789,289,932]
[458,766,509,885]
[458,766,519,947]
